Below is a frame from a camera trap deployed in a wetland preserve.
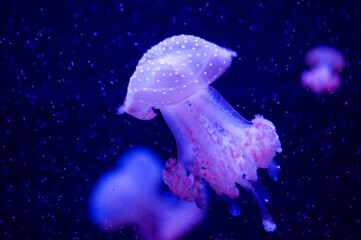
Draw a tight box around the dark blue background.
[1,0,360,239]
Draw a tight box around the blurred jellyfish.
[88,146,206,240]
[301,46,345,94]
[119,35,282,232]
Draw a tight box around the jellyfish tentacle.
[242,181,276,232]
[250,181,270,204]
[219,194,241,216]
[268,160,281,181]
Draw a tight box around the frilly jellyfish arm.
[120,35,282,232]
[161,86,281,231]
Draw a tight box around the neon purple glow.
[119,35,282,232]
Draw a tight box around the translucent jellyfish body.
[301,46,345,94]
[88,147,205,240]
[119,35,282,232]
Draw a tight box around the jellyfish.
[301,46,345,94]
[88,146,206,240]
[119,35,282,232]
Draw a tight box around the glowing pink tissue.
[301,46,345,94]
[88,147,205,240]
[119,35,282,232]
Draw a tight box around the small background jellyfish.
[88,146,205,240]
[301,46,345,94]
[1,1,361,240]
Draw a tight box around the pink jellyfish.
[88,146,206,240]
[119,35,282,232]
[301,46,345,94]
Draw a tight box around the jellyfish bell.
[119,35,282,232]
[304,46,345,72]
[119,34,237,120]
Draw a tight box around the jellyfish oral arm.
[161,85,282,231]
[301,65,341,94]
